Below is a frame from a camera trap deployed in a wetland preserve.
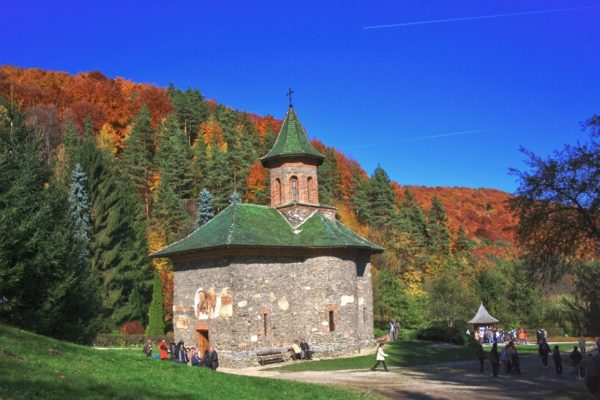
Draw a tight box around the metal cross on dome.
[286,88,294,107]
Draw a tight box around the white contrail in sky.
[342,128,503,150]
[363,4,600,29]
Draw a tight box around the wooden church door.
[196,329,209,355]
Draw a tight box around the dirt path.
[221,355,590,399]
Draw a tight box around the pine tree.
[318,147,342,205]
[351,171,372,223]
[156,114,193,199]
[192,129,208,195]
[68,163,92,266]
[196,188,215,228]
[62,122,80,165]
[65,162,100,342]
[453,226,474,255]
[388,188,429,271]
[146,272,165,335]
[76,134,153,331]
[206,140,231,211]
[0,108,96,342]
[368,166,396,227]
[426,196,451,255]
[229,191,241,205]
[154,182,191,244]
[121,105,154,218]
[167,85,209,146]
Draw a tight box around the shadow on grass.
[383,354,594,400]
[0,379,194,400]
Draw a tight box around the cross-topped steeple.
[286,88,295,108]
[261,105,325,209]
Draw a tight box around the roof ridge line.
[150,205,228,255]
[335,220,378,247]
[320,213,352,246]
[294,210,319,230]
[226,204,237,245]
[282,108,291,153]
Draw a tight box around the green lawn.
[273,340,576,372]
[0,323,378,400]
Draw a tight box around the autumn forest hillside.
[1,65,533,338]
[0,65,517,244]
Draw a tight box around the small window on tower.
[291,176,298,202]
[274,179,281,204]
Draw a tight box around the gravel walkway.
[221,354,591,399]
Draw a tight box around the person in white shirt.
[371,342,389,372]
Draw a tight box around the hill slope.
[0,65,517,245]
[0,323,375,399]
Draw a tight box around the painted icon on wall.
[194,287,233,319]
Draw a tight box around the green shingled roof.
[261,107,324,166]
[150,204,383,257]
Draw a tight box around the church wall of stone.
[172,253,375,367]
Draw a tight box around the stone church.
[151,104,383,367]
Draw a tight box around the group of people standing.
[477,341,520,377]
[291,339,313,360]
[143,339,219,370]
[468,326,531,345]
[479,334,600,398]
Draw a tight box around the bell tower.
[261,102,336,226]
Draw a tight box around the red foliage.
[245,161,268,203]
[0,66,172,149]
[119,320,145,335]
[247,113,282,139]
[396,185,517,245]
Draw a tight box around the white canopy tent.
[468,302,499,325]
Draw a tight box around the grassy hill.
[0,323,376,400]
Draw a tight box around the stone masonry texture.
[172,251,375,367]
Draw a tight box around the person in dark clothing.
[500,345,510,375]
[300,339,312,360]
[553,345,563,375]
[208,346,219,370]
[475,343,486,373]
[509,341,521,375]
[571,346,583,379]
[143,339,153,358]
[490,342,500,377]
[191,351,201,366]
[539,339,551,367]
[176,341,188,364]
[202,350,211,368]
[169,341,177,361]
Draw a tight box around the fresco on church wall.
[194,287,233,319]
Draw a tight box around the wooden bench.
[256,350,287,365]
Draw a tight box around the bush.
[416,326,467,346]
[398,329,418,340]
[119,321,145,335]
[94,333,174,348]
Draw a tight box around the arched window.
[290,176,298,202]
[274,178,281,204]
[307,177,314,203]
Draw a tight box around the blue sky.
[2,0,599,192]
